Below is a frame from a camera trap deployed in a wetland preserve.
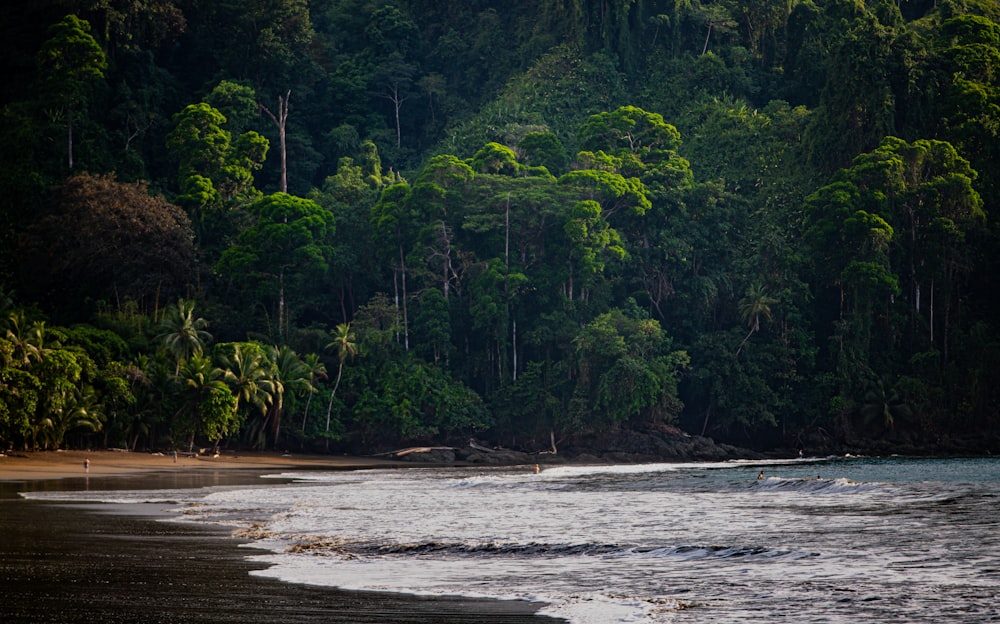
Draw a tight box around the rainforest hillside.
[1,0,999,455]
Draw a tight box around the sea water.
[22,456,1000,623]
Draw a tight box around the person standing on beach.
[84,458,90,472]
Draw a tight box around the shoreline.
[1,455,564,623]
[1,471,563,623]
[0,448,412,482]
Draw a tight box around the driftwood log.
[374,446,456,458]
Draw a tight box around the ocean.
[21,456,1000,623]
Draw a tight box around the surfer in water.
[757,470,764,480]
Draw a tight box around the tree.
[217,342,275,447]
[166,102,269,207]
[860,376,911,432]
[260,90,291,193]
[16,173,197,318]
[557,168,652,219]
[36,15,107,170]
[298,352,327,433]
[578,106,683,161]
[37,384,103,450]
[518,131,569,175]
[198,0,314,88]
[372,53,416,149]
[156,299,212,374]
[216,193,336,342]
[205,80,259,136]
[265,344,312,444]
[174,354,237,452]
[324,323,357,436]
[413,288,452,365]
[737,282,778,355]
[870,138,984,359]
[22,327,105,450]
[371,183,417,349]
[915,13,1000,204]
[562,199,626,302]
[309,140,394,319]
[805,13,897,172]
[571,309,689,432]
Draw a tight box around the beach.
[0,448,403,482]
[0,450,561,623]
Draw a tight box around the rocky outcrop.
[559,426,761,463]
[386,426,760,465]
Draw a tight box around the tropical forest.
[1,0,999,457]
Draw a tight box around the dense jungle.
[1,0,999,456]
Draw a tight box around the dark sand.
[0,470,563,623]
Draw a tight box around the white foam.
[22,458,1000,624]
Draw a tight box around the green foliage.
[36,14,107,169]
[216,193,336,341]
[440,46,628,159]
[205,80,259,136]
[351,356,490,445]
[166,102,269,207]
[2,0,1000,454]
[198,382,240,444]
[173,353,233,449]
[518,131,569,174]
[571,309,689,431]
[37,14,107,106]
[156,299,212,372]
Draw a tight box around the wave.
[20,489,199,504]
[280,536,819,563]
[752,476,887,494]
[627,544,821,561]
[531,458,832,480]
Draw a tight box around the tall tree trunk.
[512,317,517,382]
[400,245,409,350]
[261,90,291,193]
[278,269,285,344]
[929,278,934,345]
[323,362,345,451]
[67,105,74,169]
[393,83,403,148]
[301,384,313,431]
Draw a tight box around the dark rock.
[560,426,761,463]
[397,448,456,463]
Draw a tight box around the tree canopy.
[2,2,1000,455]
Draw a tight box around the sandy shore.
[0,453,562,623]
[0,448,406,482]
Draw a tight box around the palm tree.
[4,313,48,366]
[264,345,312,445]
[299,352,327,433]
[175,353,224,452]
[121,357,154,450]
[37,385,103,450]
[861,378,911,432]
[156,299,212,373]
[737,282,778,356]
[218,343,275,448]
[324,323,357,436]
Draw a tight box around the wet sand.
[0,458,562,623]
[0,449,405,482]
